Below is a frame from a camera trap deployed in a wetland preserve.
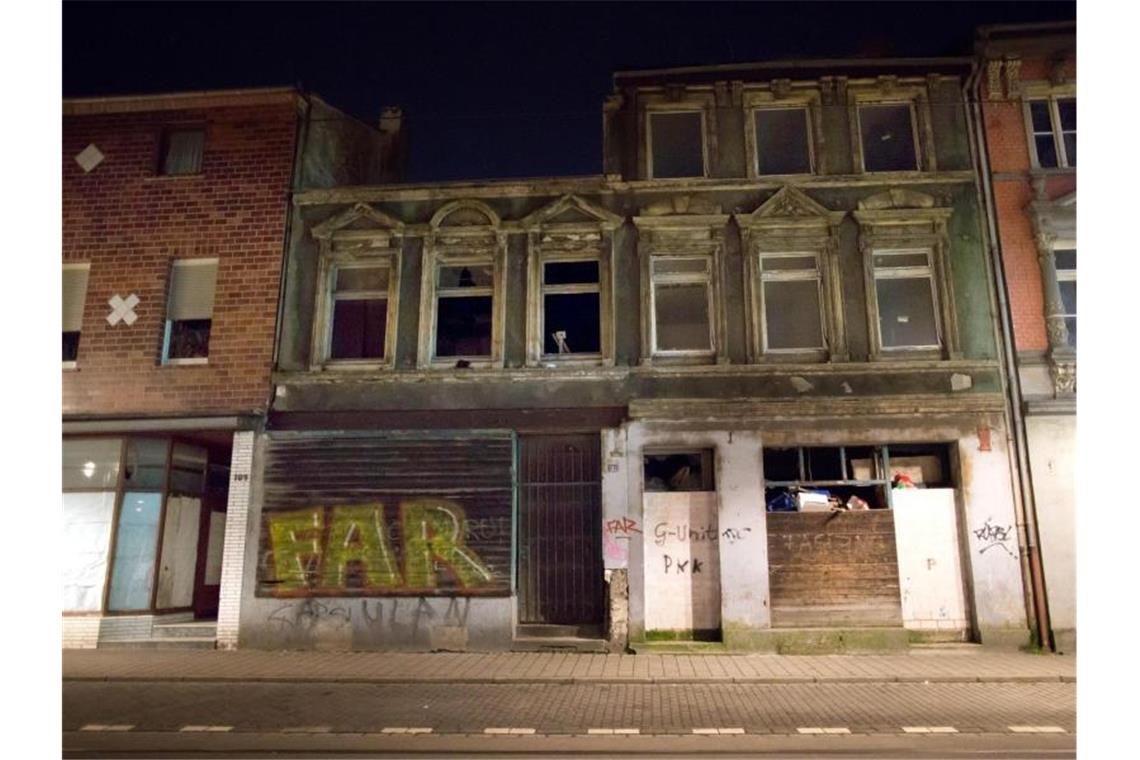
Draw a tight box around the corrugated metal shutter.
[259,432,514,598]
[167,259,218,321]
[62,266,90,332]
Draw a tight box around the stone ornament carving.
[1003,57,1022,98]
[1049,360,1076,396]
[641,195,723,217]
[986,60,1003,100]
[857,187,937,211]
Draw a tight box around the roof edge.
[63,86,301,116]
[612,56,974,82]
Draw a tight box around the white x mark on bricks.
[107,294,140,326]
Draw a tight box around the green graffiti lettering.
[267,508,324,590]
[401,499,495,589]
[320,504,403,589]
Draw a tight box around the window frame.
[1022,87,1076,170]
[645,107,709,180]
[847,79,937,174]
[1053,238,1077,350]
[648,254,716,358]
[63,262,91,369]
[868,247,944,353]
[162,258,218,366]
[311,251,400,370]
[743,86,823,178]
[155,124,205,177]
[755,251,829,355]
[535,253,605,364]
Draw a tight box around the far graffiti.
[257,499,511,597]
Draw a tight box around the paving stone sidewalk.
[63,648,1074,685]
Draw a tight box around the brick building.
[974,22,1076,652]
[62,87,398,648]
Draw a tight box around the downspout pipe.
[963,60,1053,650]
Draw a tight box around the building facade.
[974,22,1076,653]
[62,87,397,648]
[237,58,1033,653]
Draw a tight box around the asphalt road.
[63,680,1076,757]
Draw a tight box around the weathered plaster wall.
[892,488,970,634]
[1024,414,1076,652]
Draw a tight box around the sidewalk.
[63,648,1074,685]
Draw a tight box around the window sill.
[1028,167,1077,177]
[62,361,78,371]
[316,359,393,372]
[754,350,829,363]
[144,173,204,182]
[428,358,498,371]
[533,354,605,368]
[874,348,944,362]
[163,357,209,367]
[642,352,717,367]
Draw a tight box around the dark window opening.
[544,260,599,285]
[330,298,387,359]
[63,331,80,362]
[436,295,493,357]
[160,128,204,176]
[644,451,715,492]
[543,292,600,355]
[650,112,704,178]
[876,277,939,348]
[167,319,211,360]
[755,108,812,175]
[859,104,918,172]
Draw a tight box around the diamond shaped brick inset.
[75,144,105,173]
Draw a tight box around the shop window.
[541,259,601,356]
[650,256,714,355]
[754,107,813,175]
[1026,96,1076,169]
[63,438,122,612]
[163,258,218,364]
[644,451,715,492]
[62,264,90,365]
[649,111,705,178]
[434,263,494,358]
[858,103,919,172]
[1055,246,1076,348]
[871,249,941,351]
[756,252,826,352]
[159,127,204,176]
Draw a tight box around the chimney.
[378,106,407,182]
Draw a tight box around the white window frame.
[1023,91,1076,169]
[847,78,936,174]
[755,251,828,354]
[748,105,816,177]
[855,101,922,173]
[1053,238,1076,349]
[430,257,496,364]
[648,254,716,358]
[62,262,91,370]
[645,106,711,180]
[870,247,943,353]
[162,258,217,366]
[312,253,400,370]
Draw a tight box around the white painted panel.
[892,489,968,630]
[62,492,116,611]
[156,496,202,609]
[643,491,720,632]
[1025,416,1076,635]
[204,511,226,586]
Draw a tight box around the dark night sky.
[63,1,1075,182]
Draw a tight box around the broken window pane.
[650,112,704,178]
[755,108,812,174]
[764,279,824,350]
[331,298,387,359]
[544,261,598,285]
[436,295,493,357]
[439,265,493,289]
[543,292,600,355]
[859,104,918,171]
[762,447,800,481]
[654,283,711,351]
[644,452,714,492]
[876,277,939,348]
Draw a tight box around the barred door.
[518,434,603,625]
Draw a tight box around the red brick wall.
[62,103,297,417]
[980,52,1076,354]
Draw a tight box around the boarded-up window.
[651,256,713,354]
[859,104,918,172]
[755,108,813,175]
[758,253,825,351]
[872,249,940,349]
[63,264,90,362]
[160,128,204,175]
[542,260,601,355]
[330,265,389,360]
[650,111,704,178]
[165,259,218,361]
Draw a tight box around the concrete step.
[512,636,608,653]
[152,621,218,639]
[99,638,217,650]
[517,624,600,639]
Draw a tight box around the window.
[159,127,204,175]
[648,111,705,178]
[754,107,813,175]
[434,262,494,359]
[163,259,218,364]
[857,103,919,172]
[756,253,826,352]
[63,264,90,365]
[328,264,390,361]
[644,451,715,492]
[1026,96,1076,169]
[649,256,714,355]
[871,249,941,350]
[1055,246,1076,348]
[541,259,601,357]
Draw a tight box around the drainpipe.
[963,60,1052,650]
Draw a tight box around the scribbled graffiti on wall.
[257,499,511,597]
[972,517,1017,558]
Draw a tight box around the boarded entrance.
[518,434,603,625]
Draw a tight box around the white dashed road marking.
[902,726,959,734]
[484,727,536,735]
[798,727,852,735]
[281,726,332,733]
[1009,725,1067,733]
[179,725,233,733]
[693,727,746,735]
[79,725,133,732]
[587,728,640,735]
[380,727,433,734]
